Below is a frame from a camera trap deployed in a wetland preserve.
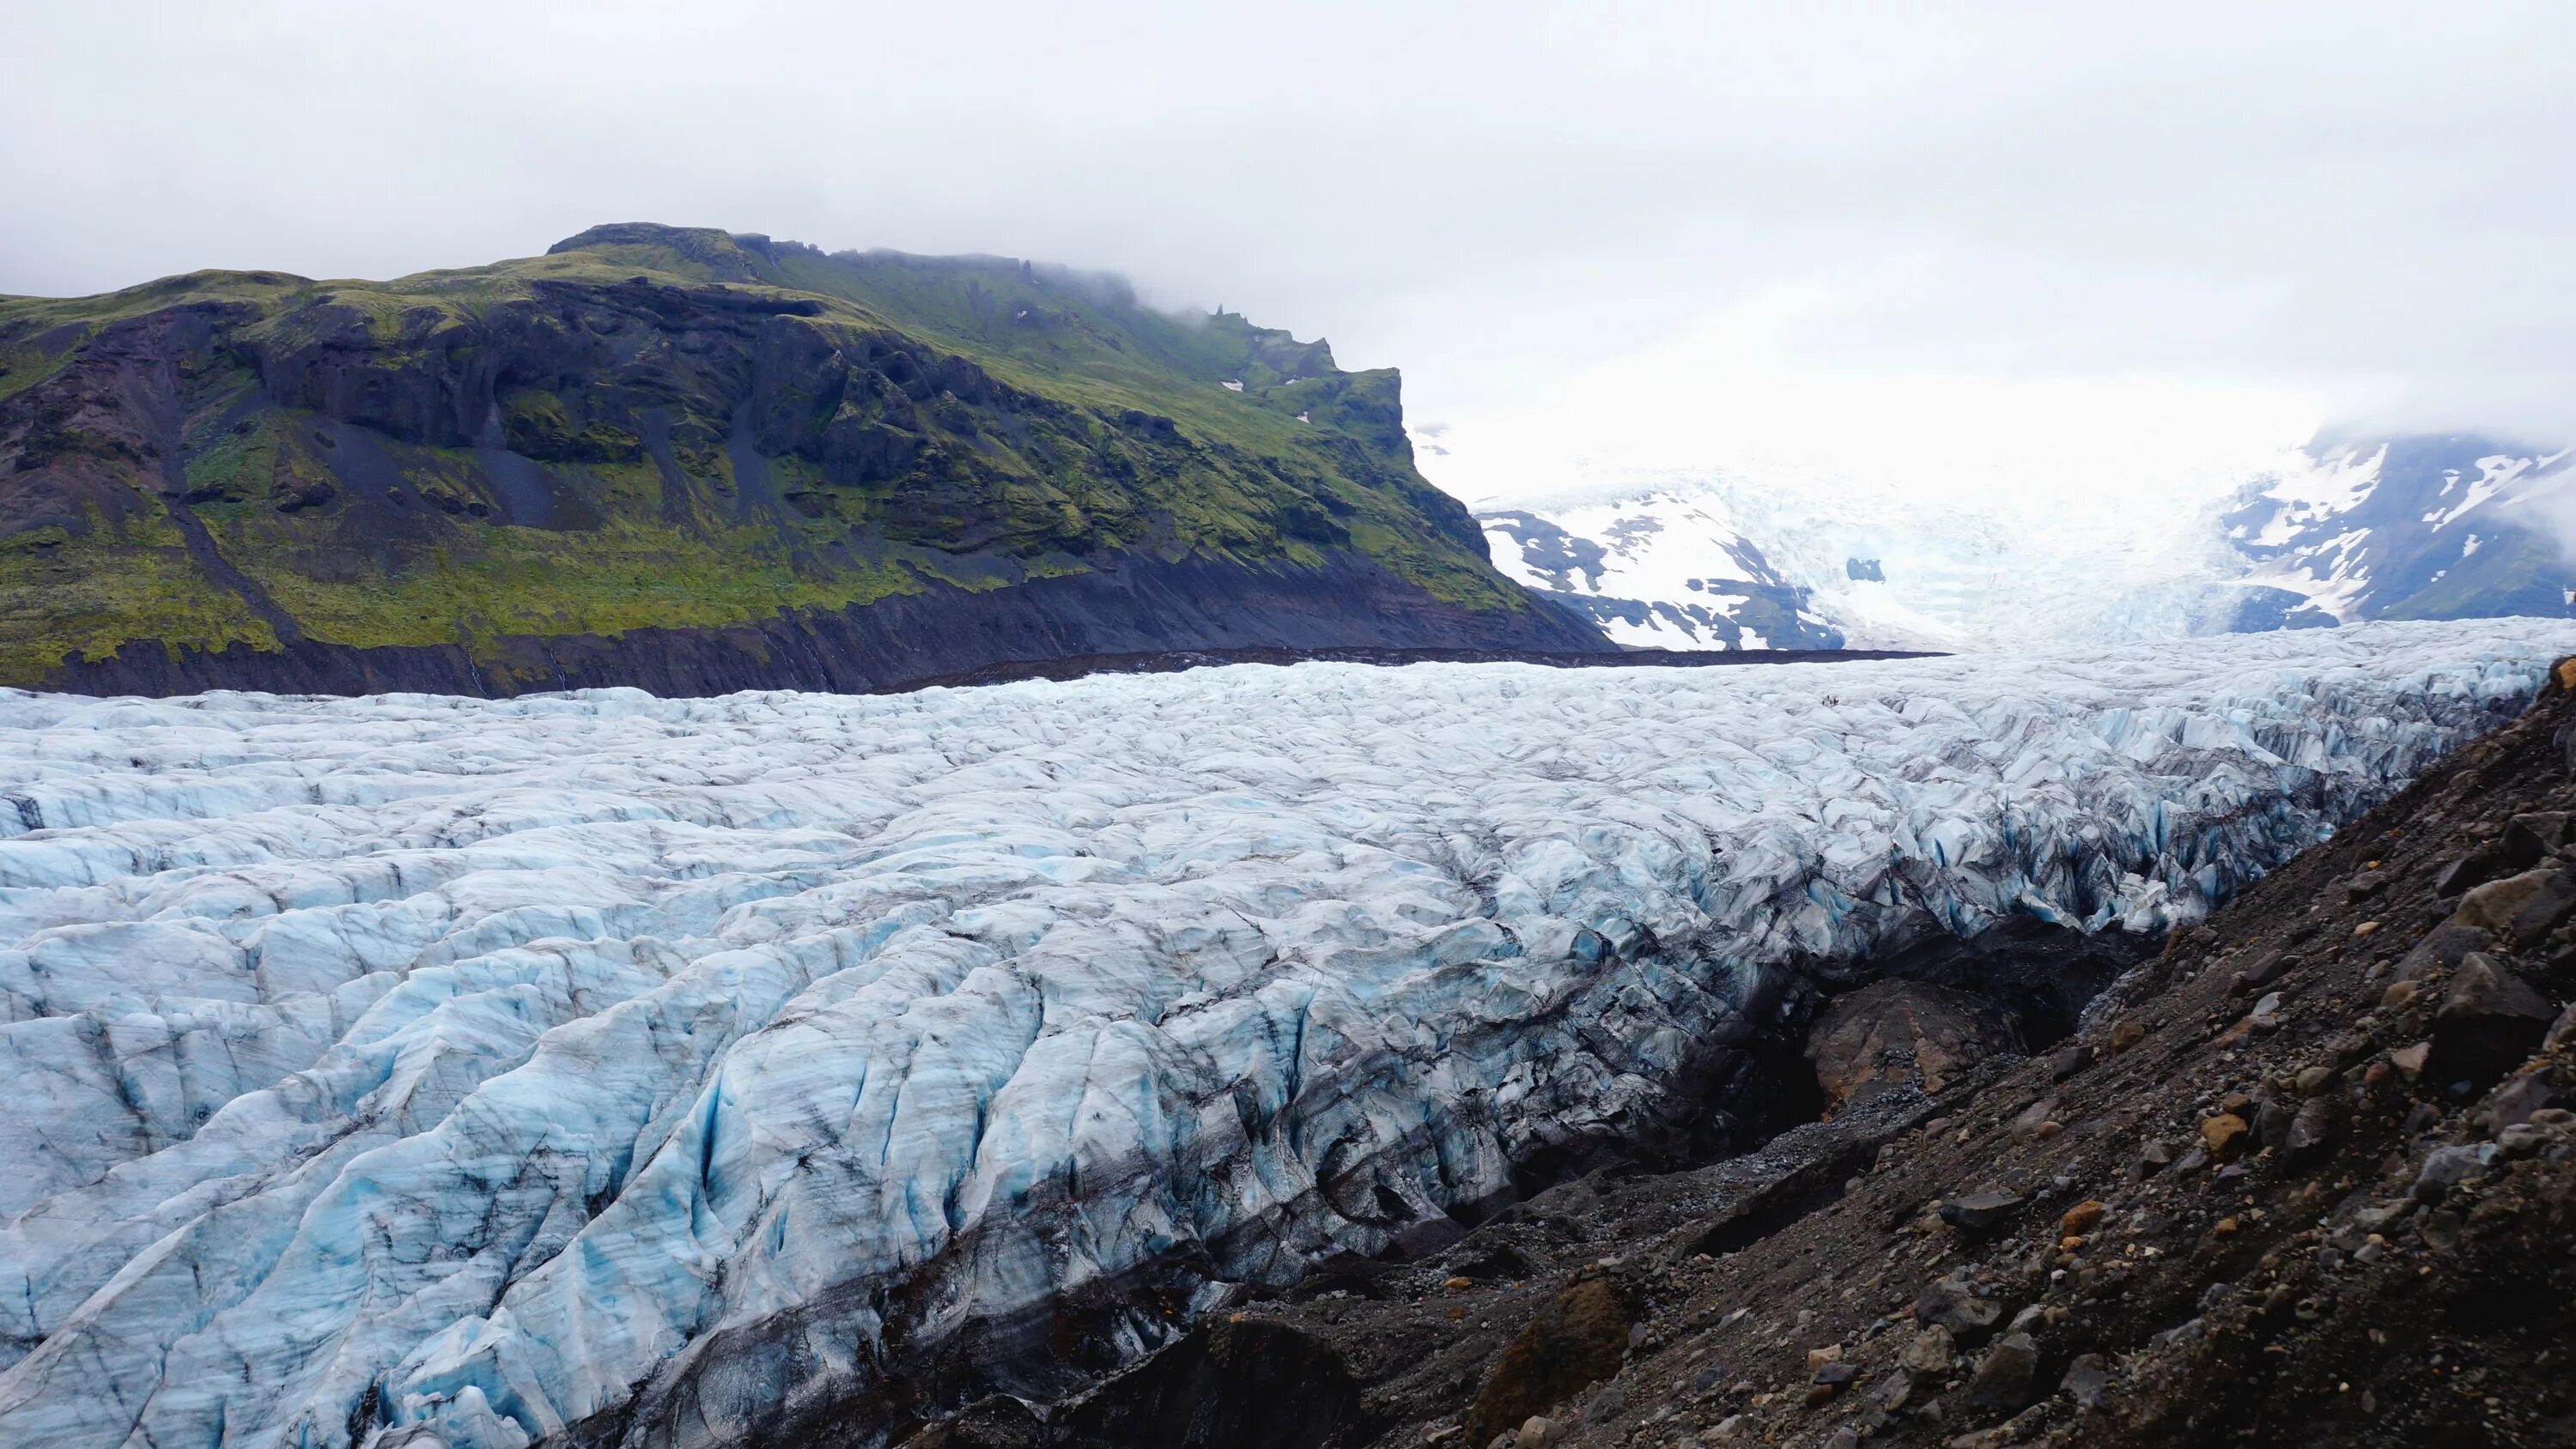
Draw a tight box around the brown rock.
[2109,1020,2146,1054]
[1464,1276,1632,1446]
[2059,1199,2107,1236]
[2009,1097,2059,1143]
[1805,979,2020,1109]
[2201,1113,2250,1157]
[2390,1041,2431,1076]
[1899,1324,1958,1373]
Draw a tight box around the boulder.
[2502,812,2574,870]
[1967,1332,2039,1411]
[2430,954,2558,1089]
[2453,868,2573,940]
[1899,1325,1958,1373]
[1806,979,2020,1106]
[2433,850,2500,900]
[2233,950,2293,993]
[1939,1191,2028,1235]
[2281,1098,2345,1169]
[2200,1113,2251,1158]
[2254,1095,2296,1149]
[1914,1281,2006,1344]
[2396,922,2491,983]
[1463,1276,1632,1446]
[903,1397,1043,1449]
[2413,1143,2490,1203]
[2492,1073,2567,1131]
[2061,1352,2112,1410]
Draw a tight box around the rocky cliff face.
[0,225,1602,695]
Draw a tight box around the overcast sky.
[5,2,2568,501]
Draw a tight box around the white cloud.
[3,1,2568,499]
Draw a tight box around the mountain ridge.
[1471,433,2575,653]
[0,224,1604,695]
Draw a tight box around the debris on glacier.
[0,620,2571,1449]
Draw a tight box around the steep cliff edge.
[0,224,1602,695]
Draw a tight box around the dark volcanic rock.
[900,1395,1042,1449]
[2396,921,2490,982]
[2501,811,2573,869]
[2233,949,2294,993]
[1914,1280,2007,1343]
[2433,850,2499,899]
[1049,1319,1372,1449]
[2430,953,2559,1089]
[1937,1191,2027,1236]
[1967,1331,2039,1412]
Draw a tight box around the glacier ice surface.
[1,620,2572,1448]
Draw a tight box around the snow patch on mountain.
[1470,436,2575,652]
[2222,435,2576,627]
[1477,497,1840,649]
[0,621,2570,1448]
[1473,464,2249,652]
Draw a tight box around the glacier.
[1,621,2573,1449]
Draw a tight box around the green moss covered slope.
[0,223,1593,688]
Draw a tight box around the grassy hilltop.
[0,223,1589,690]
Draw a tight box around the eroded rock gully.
[896,661,2576,1449]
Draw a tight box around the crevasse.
[0,620,2569,1449]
